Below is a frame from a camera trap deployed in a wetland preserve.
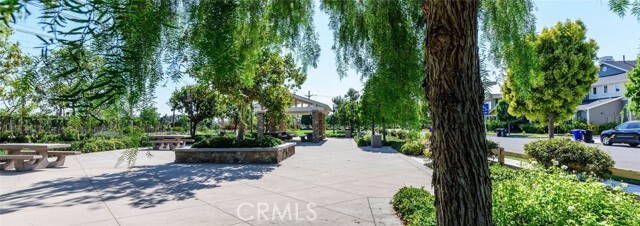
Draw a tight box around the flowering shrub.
[524,138,614,175]
[393,164,640,226]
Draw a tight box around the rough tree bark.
[423,1,493,225]
[548,112,555,138]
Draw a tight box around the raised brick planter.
[174,143,295,164]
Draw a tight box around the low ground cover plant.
[525,138,614,175]
[393,164,640,226]
[192,135,284,148]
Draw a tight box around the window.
[604,85,608,93]
[616,123,628,130]
[628,122,639,129]
[593,87,597,94]
[615,83,621,92]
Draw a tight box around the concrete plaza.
[0,138,431,226]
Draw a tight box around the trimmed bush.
[524,138,614,175]
[400,141,423,155]
[192,135,284,148]
[393,165,640,226]
[355,135,371,146]
[392,187,436,226]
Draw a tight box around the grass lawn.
[486,131,571,138]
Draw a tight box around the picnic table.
[0,143,78,171]
[148,135,191,150]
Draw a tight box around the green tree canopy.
[502,20,599,137]
[169,84,226,137]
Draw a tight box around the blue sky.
[9,0,640,115]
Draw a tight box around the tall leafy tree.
[502,20,598,138]
[323,0,537,224]
[204,51,306,140]
[169,84,226,137]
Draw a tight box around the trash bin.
[496,128,504,137]
[571,129,583,141]
[581,130,594,143]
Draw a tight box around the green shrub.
[487,120,506,132]
[491,165,640,225]
[524,138,614,175]
[394,165,640,226]
[557,119,589,134]
[519,123,546,134]
[392,187,436,226]
[355,135,371,146]
[400,141,423,155]
[406,130,421,141]
[255,136,284,147]
[15,133,31,143]
[486,140,499,150]
[94,131,124,139]
[192,135,283,148]
[61,127,79,141]
[83,143,99,153]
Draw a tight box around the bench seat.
[0,155,43,171]
[180,139,195,143]
[151,140,185,150]
[21,150,81,155]
[18,150,81,168]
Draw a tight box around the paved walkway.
[0,138,431,226]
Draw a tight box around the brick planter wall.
[174,143,295,164]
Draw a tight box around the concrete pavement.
[0,138,432,226]
[488,136,640,171]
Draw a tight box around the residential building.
[575,56,637,124]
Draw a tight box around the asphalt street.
[488,136,640,171]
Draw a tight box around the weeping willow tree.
[322,0,536,224]
[182,0,318,140]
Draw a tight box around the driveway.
[0,138,431,226]
[488,136,640,171]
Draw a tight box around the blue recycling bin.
[571,129,583,141]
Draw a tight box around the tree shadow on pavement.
[0,163,276,214]
[357,146,398,154]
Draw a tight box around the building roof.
[253,94,333,115]
[592,72,628,86]
[576,97,622,111]
[603,60,637,71]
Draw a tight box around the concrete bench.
[0,155,43,171]
[20,150,81,167]
[151,140,184,150]
[180,139,195,143]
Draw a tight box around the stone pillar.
[320,112,326,138]
[312,110,320,142]
[257,113,265,137]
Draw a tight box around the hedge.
[524,138,614,175]
[192,135,284,148]
[393,165,640,226]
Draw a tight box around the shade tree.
[502,20,599,138]
[169,84,226,137]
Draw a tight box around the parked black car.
[600,121,640,147]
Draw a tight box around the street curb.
[502,150,640,181]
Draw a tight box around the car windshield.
[628,122,640,129]
[616,123,628,130]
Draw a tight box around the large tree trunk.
[548,112,555,138]
[424,1,493,225]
